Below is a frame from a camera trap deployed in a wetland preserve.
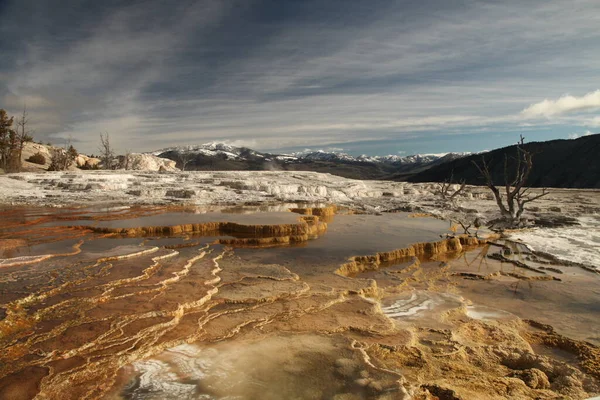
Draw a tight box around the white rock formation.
[119,153,179,172]
[20,142,53,170]
[76,154,101,168]
[0,170,434,206]
[19,142,100,171]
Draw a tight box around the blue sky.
[1,0,599,155]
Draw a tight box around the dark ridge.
[406,134,600,189]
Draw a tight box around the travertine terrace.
[0,171,599,399]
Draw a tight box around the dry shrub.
[26,152,46,165]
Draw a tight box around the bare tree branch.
[178,151,194,171]
[99,133,115,170]
[472,135,549,226]
[436,170,466,202]
[48,139,78,171]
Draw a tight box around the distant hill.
[154,142,469,180]
[407,134,600,188]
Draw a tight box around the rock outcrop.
[119,153,179,172]
[19,142,100,171]
[20,142,54,171]
[75,154,101,168]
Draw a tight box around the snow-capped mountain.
[151,142,470,180]
[154,142,468,165]
[288,149,470,165]
[153,142,265,160]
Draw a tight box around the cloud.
[2,0,600,154]
[1,93,53,109]
[521,90,600,118]
[585,116,600,127]
[568,130,594,139]
[218,139,259,149]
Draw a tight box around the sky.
[1,0,599,156]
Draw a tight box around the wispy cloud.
[585,116,600,128]
[1,0,600,154]
[521,90,600,118]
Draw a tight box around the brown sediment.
[524,320,600,380]
[2,204,598,399]
[538,266,563,274]
[289,205,337,217]
[75,214,326,241]
[57,214,330,249]
[499,271,561,281]
[0,206,335,255]
[218,234,311,246]
[164,241,204,249]
[451,272,488,280]
[0,240,84,268]
[0,239,28,251]
[0,226,91,249]
[216,215,328,247]
[0,205,224,254]
[335,235,488,276]
[0,366,49,400]
[488,253,550,274]
[451,270,559,282]
[0,247,221,399]
[408,212,439,219]
[357,312,600,400]
[0,205,167,231]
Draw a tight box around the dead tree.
[436,170,466,202]
[12,106,34,171]
[98,133,115,169]
[455,219,473,235]
[121,149,132,170]
[449,216,483,236]
[48,141,78,171]
[178,151,194,171]
[472,135,548,224]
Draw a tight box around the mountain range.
[154,142,468,180]
[152,134,599,188]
